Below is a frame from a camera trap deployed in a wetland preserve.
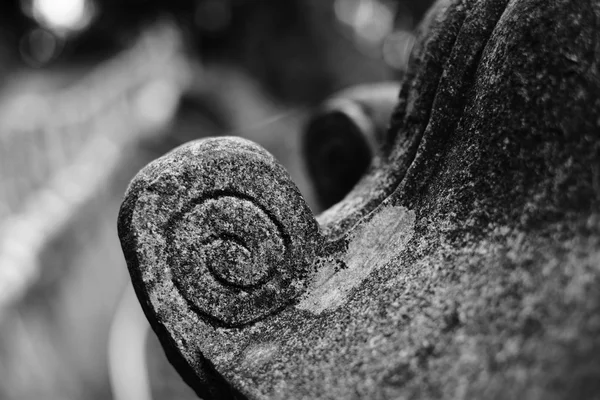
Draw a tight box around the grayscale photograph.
[0,0,598,399]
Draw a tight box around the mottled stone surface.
[118,137,324,398]
[118,0,600,399]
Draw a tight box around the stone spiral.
[118,137,322,327]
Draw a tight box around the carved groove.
[166,192,290,324]
[121,137,321,329]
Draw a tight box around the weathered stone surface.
[119,137,323,327]
[118,0,600,399]
[118,137,327,398]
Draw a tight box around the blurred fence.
[0,22,190,312]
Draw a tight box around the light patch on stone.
[297,205,415,314]
[242,342,279,370]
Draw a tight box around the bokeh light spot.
[32,0,95,34]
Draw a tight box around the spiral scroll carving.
[168,193,289,324]
[118,137,322,327]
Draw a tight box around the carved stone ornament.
[118,0,600,398]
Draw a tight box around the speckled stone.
[119,0,600,399]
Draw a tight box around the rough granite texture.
[118,0,600,399]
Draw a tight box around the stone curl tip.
[117,136,322,327]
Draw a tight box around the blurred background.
[0,1,433,399]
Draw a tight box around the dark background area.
[0,1,433,399]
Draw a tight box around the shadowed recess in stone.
[303,83,400,210]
